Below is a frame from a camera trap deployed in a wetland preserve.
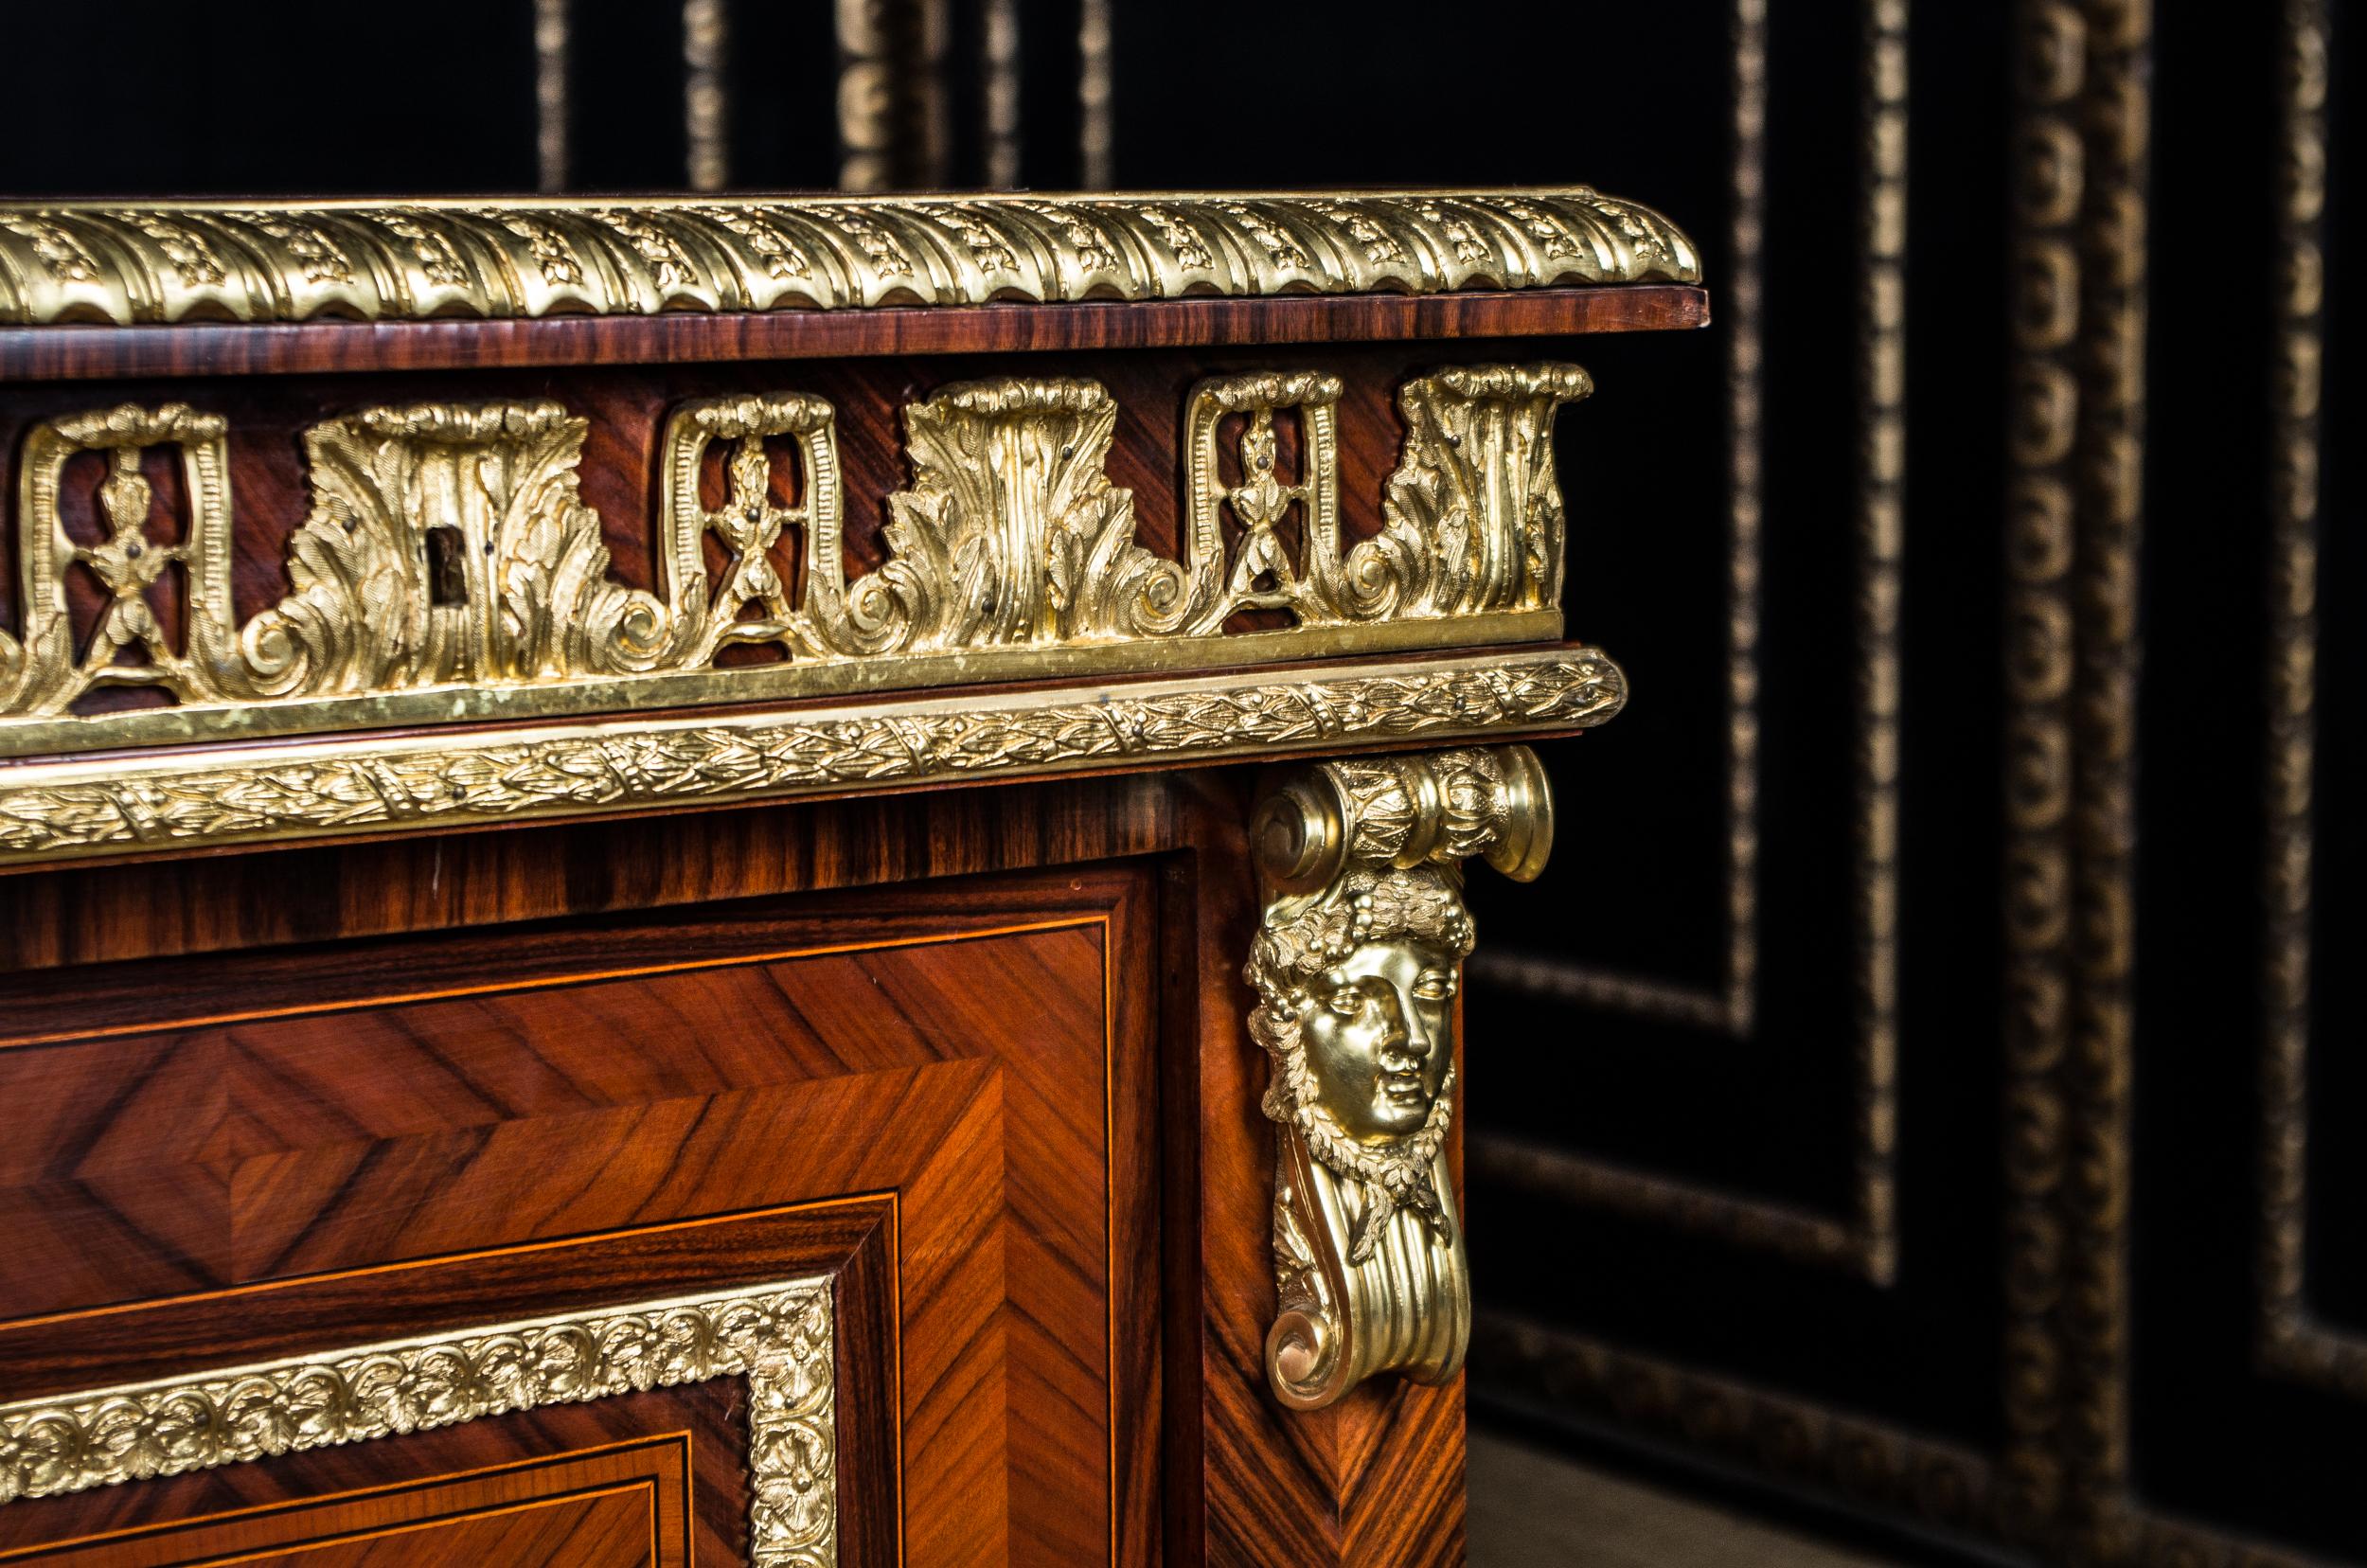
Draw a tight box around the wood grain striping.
[0,287,1706,383]
[0,871,1157,1563]
[2,771,1465,1562]
[12,1437,693,1567]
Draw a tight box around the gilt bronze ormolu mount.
[0,187,1690,867]
[0,188,1699,324]
[1247,746,1554,1408]
[0,177,1692,1561]
[0,365,1591,755]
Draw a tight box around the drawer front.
[0,866,1161,1566]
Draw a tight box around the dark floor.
[1467,1429,1896,1567]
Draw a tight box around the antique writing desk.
[0,191,1701,1566]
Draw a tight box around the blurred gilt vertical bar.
[685,0,729,191]
[1078,0,1113,188]
[1999,0,2084,1539]
[535,0,570,192]
[836,0,890,190]
[1723,0,1767,1034]
[836,0,948,191]
[2000,0,2151,1554]
[2259,0,2334,1389]
[2059,0,2148,1555]
[982,0,1022,187]
[1852,0,1908,1287]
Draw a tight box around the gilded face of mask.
[1298,938,1457,1143]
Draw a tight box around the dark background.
[0,2,2355,1563]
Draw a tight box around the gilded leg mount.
[1245,745,1553,1409]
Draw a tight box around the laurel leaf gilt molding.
[0,188,1699,325]
[0,648,1623,866]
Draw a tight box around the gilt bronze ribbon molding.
[0,189,1699,325]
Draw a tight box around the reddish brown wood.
[0,775,1204,971]
[0,286,1708,383]
[29,1437,694,1566]
[0,1195,888,1564]
[0,866,1161,1565]
[0,775,1480,1564]
[1169,824,1466,1567]
[0,242,1584,1559]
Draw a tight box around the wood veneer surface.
[0,286,1707,383]
[0,864,1161,1566]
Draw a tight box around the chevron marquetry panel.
[0,866,1161,1566]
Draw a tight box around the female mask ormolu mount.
[1243,746,1552,1410]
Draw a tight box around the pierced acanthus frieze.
[0,364,1593,756]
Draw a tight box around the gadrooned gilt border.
[0,189,1699,325]
[0,365,1592,759]
[0,1278,837,1566]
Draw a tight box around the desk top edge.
[0,187,1701,331]
[0,285,1710,383]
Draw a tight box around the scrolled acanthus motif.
[881,378,1190,646]
[1387,363,1592,615]
[0,1279,837,1566]
[240,401,670,697]
[0,364,1593,757]
[1244,745,1554,1410]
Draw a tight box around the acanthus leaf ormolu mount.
[0,361,1613,863]
[0,364,1593,751]
[0,187,1702,1566]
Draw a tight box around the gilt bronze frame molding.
[0,1279,837,1565]
[1463,0,1907,1289]
[0,188,1698,327]
[1245,745,1553,1409]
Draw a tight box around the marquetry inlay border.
[0,1277,837,1566]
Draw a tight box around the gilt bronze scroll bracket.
[1245,745,1554,1409]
